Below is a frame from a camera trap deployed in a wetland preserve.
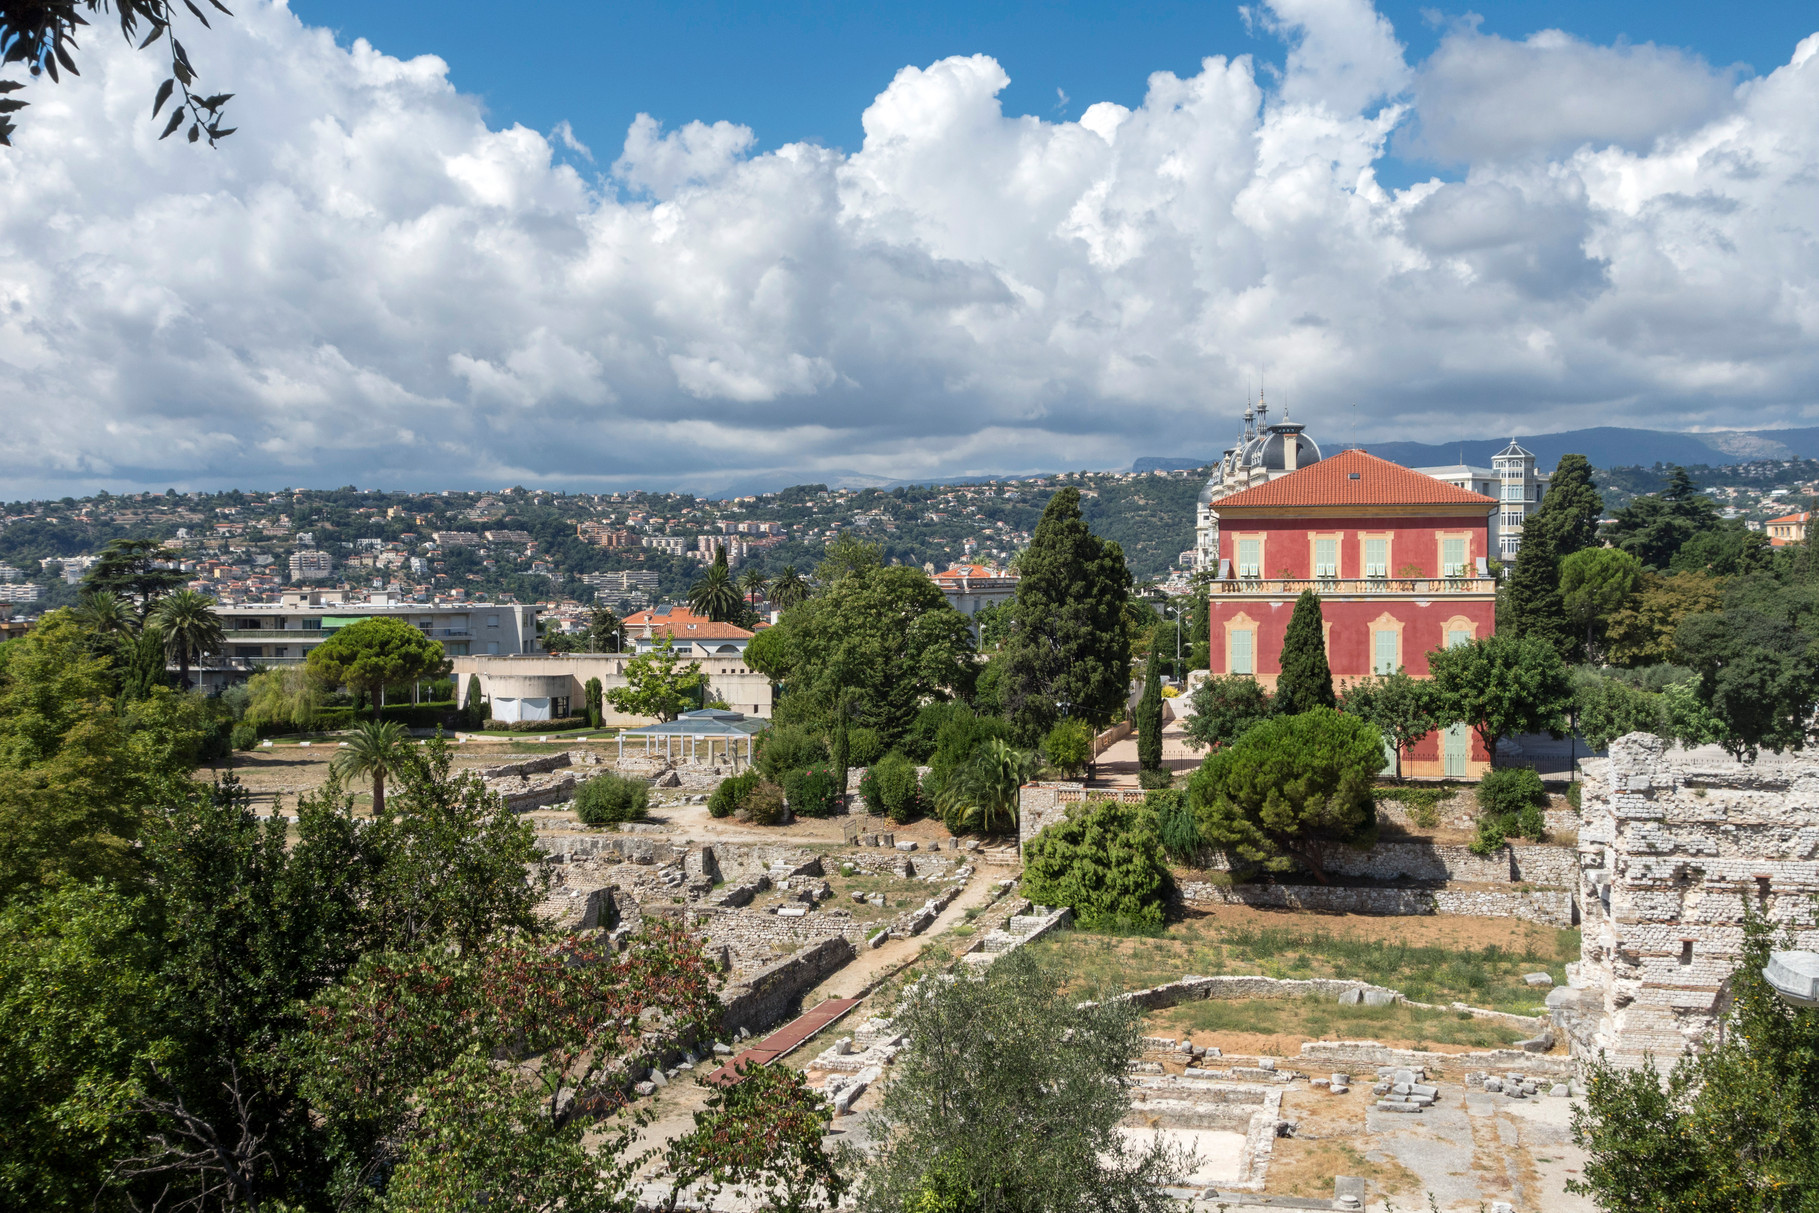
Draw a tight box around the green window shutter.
[1315,538,1338,579]
[1231,629,1254,675]
[1442,537,1466,577]
[1237,539,1261,579]
[1364,538,1387,578]
[1373,629,1398,675]
[1447,627,1471,649]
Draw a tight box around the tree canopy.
[1426,630,1574,764]
[0,0,237,147]
[745,552,976,743]
[1274,589,1336,714]
[1570,908,1819,1210]
[1602,465,1723,570]
[604,634,706,723]
[996,488,1134,743]
[305,617,446,716]
[857,949,1182,1213]
[1675,608,1819,760]
[1187,707,1382,882]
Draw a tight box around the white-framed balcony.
[1211,576,1497,598]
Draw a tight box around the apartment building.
[186,591,540,692]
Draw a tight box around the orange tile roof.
[1212,448,1498,511]
[1767,511,1810,526]
[934,564,1016,581]
[625,606,754,641]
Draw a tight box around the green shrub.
[709,769,760,819]
[862,751,922,823]
[1147,789,1198,860]
[481,716,589,733]
[784,764,843,818]
[1021,799,1171,928]
[1470,767,1548,853]
[756,724,829,782]
[847,726,885,768]
[375,701,458,729]
[1565,781,1582,813]
[1042,719,1093,778]
[1137,768,1174,790]
[231,722,259,751]
[739,780,786,826]
[573,772,650,826]
[1478,767,1546,817]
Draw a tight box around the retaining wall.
[1176,880,1577,927]
[720,935,857,1036]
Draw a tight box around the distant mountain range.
[1132,426,1819,476]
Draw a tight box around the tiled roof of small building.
[1212,448,1498,510]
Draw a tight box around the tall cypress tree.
[1502,518,1577,661]
[1274,590,1336,715]
[1136,649,1164,772]
[999,488,1134,745]
[1527,453,1603,557]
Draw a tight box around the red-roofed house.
[1206,448,1499,776]
[624,605,755,656]
[1766,511,1809,546]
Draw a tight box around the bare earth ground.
[1271,1081,1598,1212]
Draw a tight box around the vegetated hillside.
[0,467,1211,609]
[1138,425,1819,478]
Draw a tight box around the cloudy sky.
[2,0,1817,497]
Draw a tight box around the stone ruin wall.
[1564,733,1819,1070]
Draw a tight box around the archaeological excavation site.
[220,727,1819,1213]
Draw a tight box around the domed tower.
[1191,393,1325,574]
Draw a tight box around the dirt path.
[799,872,1002,1003]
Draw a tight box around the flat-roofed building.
[185,591,540,692]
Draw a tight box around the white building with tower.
[1414,440,1547,560]
[1191,394,1324,573]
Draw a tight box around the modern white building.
[187,591,540,692]
[1417,441,1548,560]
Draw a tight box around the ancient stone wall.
[720,936,857,1035]
[1176,880,1576,927]
[1572,734,1819,1069]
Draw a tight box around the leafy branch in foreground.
[0,1,237,147]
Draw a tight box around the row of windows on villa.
[1227,535,1476,580]
[1224,619,1475,677]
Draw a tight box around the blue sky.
[3,0,1819,495]
[289,0,1815,182]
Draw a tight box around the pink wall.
[1209,596,1498,679]
[1216,513,1491,579]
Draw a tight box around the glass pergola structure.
[614,708,768,766]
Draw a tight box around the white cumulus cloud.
[0,1,1816,496]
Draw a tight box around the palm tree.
[937,738,1033,836]
[149,588,224,690]
[770,565,810,612]
[75,589,139,638]
[332,720,414,816]
[737,567,770,606]
[687,547,745,622]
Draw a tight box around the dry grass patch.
[1267,1138,1422,1201]
[1022,905,1577,1014]
[1146,997,1529,1055]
